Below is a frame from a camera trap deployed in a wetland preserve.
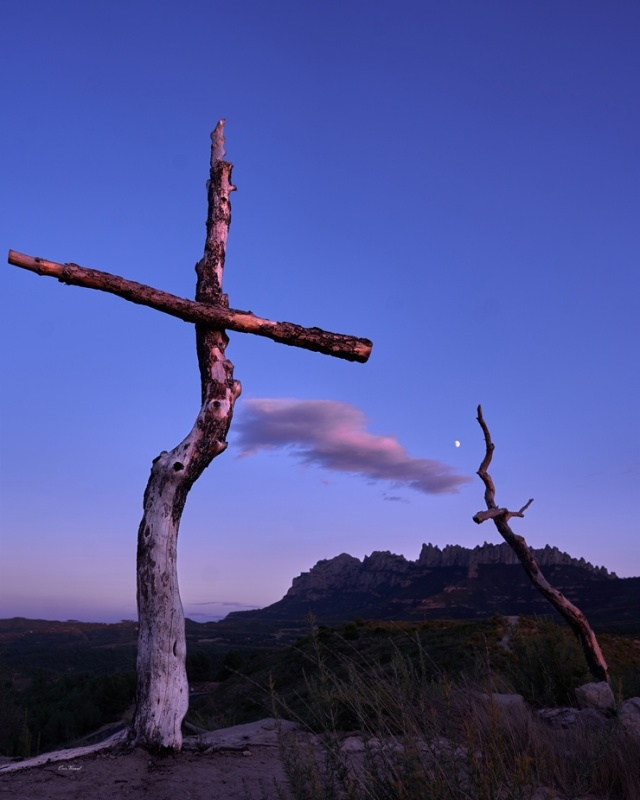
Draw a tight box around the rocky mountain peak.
[418,542,616,578]
[282,541,616,605]
[225,540,636,629]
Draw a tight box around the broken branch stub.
[472,404,609,684]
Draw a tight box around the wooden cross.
[7,121,372,751]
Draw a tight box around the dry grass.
[257,626,640,800]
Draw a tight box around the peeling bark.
[472,405,609,684]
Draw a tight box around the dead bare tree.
[6,121,372,751]
[472,404,609,684]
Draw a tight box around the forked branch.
[473,405,609,684]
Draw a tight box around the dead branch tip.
[518,498,534,515]
[211,120,227,164]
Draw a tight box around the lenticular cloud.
[235,399,471,495]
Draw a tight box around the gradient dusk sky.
[0,1,638,623]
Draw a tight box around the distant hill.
[1,543,637,663]
[0,618,140,676]
[226,542,640,633]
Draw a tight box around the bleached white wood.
[131,122,241,750]
[0,730,128,774]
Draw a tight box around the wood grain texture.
[7,250,372,363]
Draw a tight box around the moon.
[455,440,460,448]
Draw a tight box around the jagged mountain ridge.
[227,542,639,631]
[417,542,615,576]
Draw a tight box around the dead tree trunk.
[7,121,372,754]
[131,123,241,749]
[472,405,609,684]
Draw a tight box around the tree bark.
[472,405,609,684]
[6,250,372,363]
[6,121,374,752]
[131,122,242,750]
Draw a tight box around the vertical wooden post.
[131,122,242,749]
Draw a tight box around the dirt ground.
[0,747,293,800]
[0,720,296,800]
[0,718,605,800]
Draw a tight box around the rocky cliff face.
[226,541,636,630]
[286,550,415,601]
[284,542,616,603]
[286,553,361,600]
[418,542,616,578]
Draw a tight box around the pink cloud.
[235,399,472,495]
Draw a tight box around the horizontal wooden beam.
[7,250,372,363]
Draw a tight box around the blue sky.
[0,1,638,623]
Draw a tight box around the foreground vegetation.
[1,613,639,797]
[201,617,640,799]
[257,626,640,799]
[191,615,640,732]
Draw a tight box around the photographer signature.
[58,764,83,771]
